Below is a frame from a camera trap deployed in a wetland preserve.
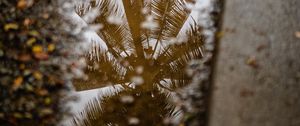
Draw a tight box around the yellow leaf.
[4,23,19,31]
[47,44,55,52]
[28,30,40,37]
[26,38,36,46]
[32,45,43,53]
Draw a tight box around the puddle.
[68,0,215,125]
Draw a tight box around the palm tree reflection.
[73,0,204,125]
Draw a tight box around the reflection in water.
[73,0,204,125]
[73,87,180,126]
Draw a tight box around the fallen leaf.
[34,52,49,60]
[246,56,259,68]
[17,0,27,9]
[26,38,36,46]
[44,97,52,105]
[33,71,43,80]
[17,0,33,9]
[25,84,34,92]
[28,30,40,37]
[12,77,23,90]
[42,13,50,19]
[36,89,48,96]
[47,44,55,52]
[32,45,43,53]
[40,108,53,115]
[23,18,32,26]
[18,54,31,62]
[4,23,19,31]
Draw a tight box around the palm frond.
[74,51,128,91]
[152,23,204,90]
[163,75,191,89]
[71,87,179,126]
[150,63,190,90]
[151,0,190,55]
[157,22,204,66]
[76,0,134,59]
[151,0,189,39]
[75,0,100,16]
[72,98,103,126]
[93,0,134,58]
[163,0,190,38]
